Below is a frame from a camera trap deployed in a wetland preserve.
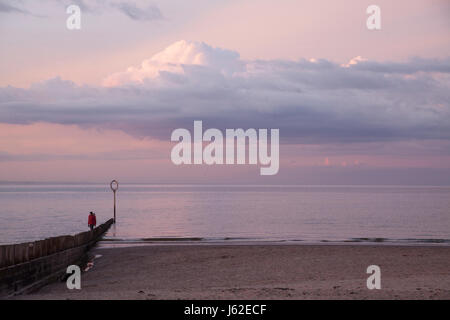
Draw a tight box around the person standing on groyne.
[88,212,97,231]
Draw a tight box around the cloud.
[59,0,165,21]
[2,0,164,21]
[0,1,31,15]
[58,0,164,20]
[112,2,163,21]
[0,41,449,145]
[104,40,242,86]
[349,57,450,74]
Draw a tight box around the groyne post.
[0,219,114,297]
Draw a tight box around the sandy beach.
[17,244,450,300]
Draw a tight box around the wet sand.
[20,244,450,300]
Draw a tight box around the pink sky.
[1,0,449,87]
[0,0,449,184]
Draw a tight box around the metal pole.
[110,180,119,223]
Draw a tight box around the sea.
[0,184,449,246]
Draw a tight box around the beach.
[20,244,450,300]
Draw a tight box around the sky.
[0,0,450,184]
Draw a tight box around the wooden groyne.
[0,219,113,297]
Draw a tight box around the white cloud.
[103,40,242,86]
[342,56,368,68]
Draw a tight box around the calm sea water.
[0,184,449,245]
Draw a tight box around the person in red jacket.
[88,211,97,231]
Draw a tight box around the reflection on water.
[1,184,449,245]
